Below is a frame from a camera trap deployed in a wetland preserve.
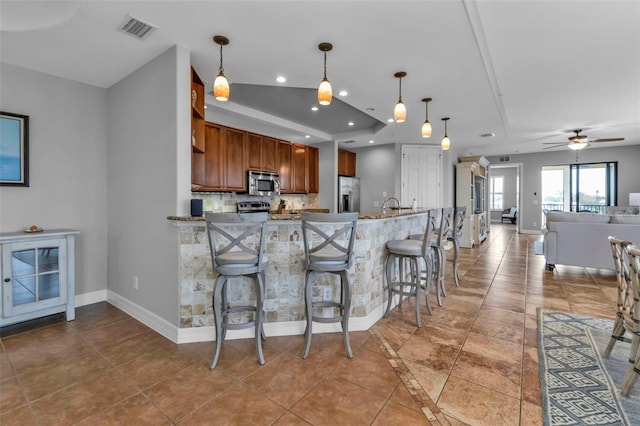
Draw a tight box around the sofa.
[542,211,640,270]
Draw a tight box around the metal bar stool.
[384,208,438,327]
[447,206,466,287]
[300,212,358,359]
[205,212,268,369]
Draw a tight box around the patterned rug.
[538,311,640,425]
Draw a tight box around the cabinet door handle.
[3,278,10,282]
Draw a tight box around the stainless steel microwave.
[247,170,280,196]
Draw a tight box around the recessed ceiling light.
[348,121,354,126]
[369,140,375,144]
[311,106,319,111]
[387,118,394,123]
[204,105,207,109]
[339,90,348,96]
[305,135,311,139]
[276,76,286,83]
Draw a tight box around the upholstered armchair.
[501,207,518,224]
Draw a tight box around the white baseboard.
[76,289,392,344]
[520,228,544,235]
[75,290,107,307]
[107,290,179,342]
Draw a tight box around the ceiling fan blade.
[542,144,564,150]
[590,138,624,143]
[542,142,567,145]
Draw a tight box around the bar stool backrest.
[420,209,439,256]
[434,208,453,246]
[427,208,442,245]
[205,212,269,275]
[625,244,640,333]
[453,206,466,238]
[609,236,633,321]
[301,212,358,271]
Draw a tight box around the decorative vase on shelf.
[192,89,197,107]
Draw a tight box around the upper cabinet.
[307,146,319,193]
[191,67,206,187]
[189,65,317,193]
[338,149,356,177]
[247,133,278,173]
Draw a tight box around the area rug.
[538,310,640,425]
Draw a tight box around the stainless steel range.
[236,201,271,213]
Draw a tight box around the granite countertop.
[168,208,428,222]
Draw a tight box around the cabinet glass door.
[2,238,66,317]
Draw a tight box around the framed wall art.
[0,111,29,186]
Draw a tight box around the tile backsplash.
[191,192,319,213]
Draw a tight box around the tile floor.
[0,224,618,425]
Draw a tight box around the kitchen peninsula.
[169,209,428,341]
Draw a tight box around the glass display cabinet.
[1,229,78,327]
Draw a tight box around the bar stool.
[621,244,640,396]
[604,236,633,358]
[384,208,438,327]
[447,206,466,287]
[205,212,268,369]
[300,212,358,359]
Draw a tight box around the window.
[489,176,504,210]
[541,162,617,214]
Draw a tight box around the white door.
[401,145,442,208]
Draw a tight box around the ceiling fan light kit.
[543,129,625,152]
[213,35,230,101]
[317,42,333,106]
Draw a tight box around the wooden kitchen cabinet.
[191,67,206,187]
[222,127,247,191]
[307,146,319,193]
[338,149,356,177]
[291,143,308,193]
[247,133,278,173]
[202,123,247,192]
[278,141,293,193]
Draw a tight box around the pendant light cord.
[219,44,224,73]
[398,76,403,102]
[323,50,327,79]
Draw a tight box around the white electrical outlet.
[533,222,537,227]
[373,201,380,207]
[382,191,387,197]
[323,287,332,301]
[133,275,139,290]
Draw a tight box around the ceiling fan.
[542,129,625,151]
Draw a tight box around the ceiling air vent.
[119,15,157,40]
[499,155,511,162]
[342,140,356,144]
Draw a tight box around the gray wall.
[353,144,396,212]
[107,46,190,325]
[0,63,108,298]
[487,145,640,232]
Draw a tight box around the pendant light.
[441,117,451,150]
[421,98,432,138]
[393,72,407,122]
[213,35,230,101]
[318,42,333,105]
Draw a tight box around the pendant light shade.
[393,72,407,122]
[213,35,230,101]
[421,97,432,138]
[318,43,333,105]
[441,117,451,150]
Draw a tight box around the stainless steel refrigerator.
[338,176,360,213]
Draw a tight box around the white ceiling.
[1,0,639,155]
